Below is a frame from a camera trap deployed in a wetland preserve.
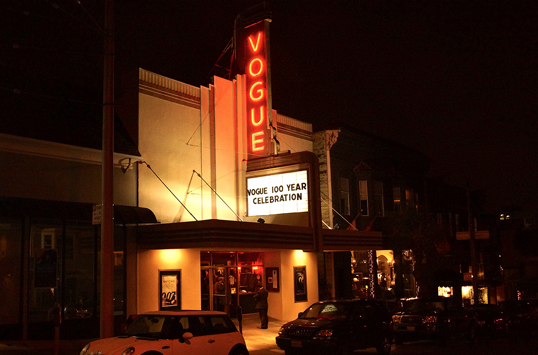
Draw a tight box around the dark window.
[209,316,236,334]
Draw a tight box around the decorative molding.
[0,133,142,168]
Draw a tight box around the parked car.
[499,299,538,334]
[275,299,393,355]
[391,297,467,345]
[463,304,508,340]
[79,310,249,355]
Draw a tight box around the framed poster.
[294,266,307,302]
[266,267,280,292]
[159,270,181,311]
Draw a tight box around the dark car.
[499,299,538,334]
[463,304,508,340]
[275,299,393,355]
[391,297,467,345]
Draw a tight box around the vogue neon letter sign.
[245,22,270,156]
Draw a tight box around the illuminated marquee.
[245,21,271,156]
[247,170,309,216]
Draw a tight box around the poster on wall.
[266,267,279,292]
[159,270,181,311]
[294,266,307,302]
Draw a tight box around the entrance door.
[200,252,264,316]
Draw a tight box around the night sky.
[2,1,537,214]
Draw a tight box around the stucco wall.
[137,248,202,313]
[266,250,318,322]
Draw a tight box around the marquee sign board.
[247,170,309,216]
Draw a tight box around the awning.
[0,197,157,225]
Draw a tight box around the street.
[249,333,538,355]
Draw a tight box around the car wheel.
[284,349,301,355]
[376,334,392,355]
[229,348,249,355]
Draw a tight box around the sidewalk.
[0,314,289,354]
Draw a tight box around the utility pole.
[101,0,115,338]
[466,184,479,305]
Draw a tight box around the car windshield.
[299,303,350,320]
[403,300,445,313]
[124,315,174,339]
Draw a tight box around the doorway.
[200,251,263,316]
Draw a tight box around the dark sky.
[2,1,537,214]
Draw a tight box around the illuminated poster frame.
[246,170,309,216]
[159,270,181,311]
[294,266,307,302]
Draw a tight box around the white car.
[80,310,249,355]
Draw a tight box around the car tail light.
[424,316,438,323]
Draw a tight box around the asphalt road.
[249,331,538,355]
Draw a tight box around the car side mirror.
[179,332,193,343]
[298,312,303,318]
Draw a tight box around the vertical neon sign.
[245,21,271,157]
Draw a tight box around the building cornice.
[0,133,143,169]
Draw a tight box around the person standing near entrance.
[254,282,268,329]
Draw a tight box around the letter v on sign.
[248,32,262,52]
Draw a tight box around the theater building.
[0,16,383,339]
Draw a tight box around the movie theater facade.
[116,19,382,321]
[120,59,384,320]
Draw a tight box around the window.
[405,189,414,209]
[359,181,368,216]
[340,178,350,215]
[209,316,236,334]
[373,181,384,216]
[393,187,401,212]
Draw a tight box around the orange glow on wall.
[245,21,270,157]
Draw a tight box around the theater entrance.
[200,251,263,316]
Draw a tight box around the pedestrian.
[254,282,268,329]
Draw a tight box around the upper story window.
[373,181,384,216]
[359,180,368,216]
[340,178,350,215]
[405,189,415,209]
[393,187,401,212]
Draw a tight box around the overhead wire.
[138,161,198,221]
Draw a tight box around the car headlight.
[314,329,333,338]
[392,315,401,323]
[122,347,135,355]
[278,326,286,335]
[79,343,90,355]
